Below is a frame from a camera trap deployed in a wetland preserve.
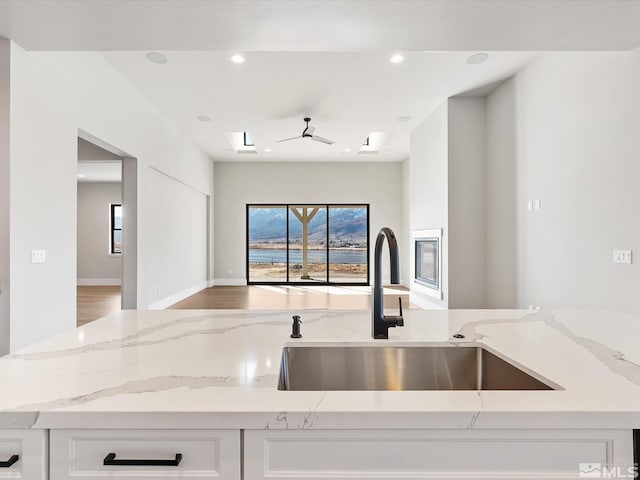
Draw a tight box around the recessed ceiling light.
[77,174,85,178]
[145,52,168,64]
[264,148,272,153]
[196,115,211,122]
[344,148,352,153]
[467,53,489,65]
[397,116,412,123]
[389,54,404,64]
[230,54,246,64]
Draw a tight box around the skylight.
[359,132,385,154]
[225,132,257,154]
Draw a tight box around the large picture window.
[110,203,122,254]
[247,204,369,285]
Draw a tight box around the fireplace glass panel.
[415,239,439,289]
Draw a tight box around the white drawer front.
[50,429,240,479]
[0,430,47,480]
[245,429,632,480]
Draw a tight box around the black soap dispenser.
[290,315,302,338]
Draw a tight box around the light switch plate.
[31,249,46,263]
[613,250,632,264]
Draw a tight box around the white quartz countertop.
[2,308,640,430]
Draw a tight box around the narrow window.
[110,203,123,254]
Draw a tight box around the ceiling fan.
[277,117,335,145]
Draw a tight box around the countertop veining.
[2,308,640,430]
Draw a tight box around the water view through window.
[247,205,369,284]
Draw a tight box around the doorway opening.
[76,132,137,326]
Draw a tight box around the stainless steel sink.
[277,345,554,391]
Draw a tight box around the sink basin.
[277,345,554,391]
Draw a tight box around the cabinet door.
[245,429,633,480]
[50,429,240,480]
[0,429,48,480]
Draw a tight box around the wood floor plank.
[168,285,413,311]
[77,286,122,327]
[77,285,414,327]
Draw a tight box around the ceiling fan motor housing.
[277,117,334,144]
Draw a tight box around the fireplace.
[412,229,442,299]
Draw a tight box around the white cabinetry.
[244,429,633,480]
[50,429,240,480]
[0,429,48,480]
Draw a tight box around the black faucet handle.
[398,297,403,317]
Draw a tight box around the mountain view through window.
[247,205,368,284]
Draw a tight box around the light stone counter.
[1,308,640,430]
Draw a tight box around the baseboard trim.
[77,278,122,286]
[213,278,248,286]
[147,281,208,310]
[409,292,447,310]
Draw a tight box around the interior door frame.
[77,129,138,309]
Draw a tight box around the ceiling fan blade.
[311,135,335,145]
[276,136,302,143]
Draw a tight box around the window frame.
[109,203,122,255]
[246,203,370,286]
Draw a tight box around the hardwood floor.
[169,285,412,310]
[77,285,413,327]
[77,286,121,327]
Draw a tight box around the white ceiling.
[3,1,639,162]
[102,51,537,161]
[1,1,640,52]
[77,138,122,183]
[77,161,122,183]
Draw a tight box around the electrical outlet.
[613,250,632,264]
[31,250,46,263]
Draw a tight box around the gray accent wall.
[0,39,9,355]
[77,182,122,283]
[213,161,403,285]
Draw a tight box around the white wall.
[77,182,122,284]
[485,78,518,308]
[213,161,403,285]
[447,97,486,308]
[0,39,9,354]
[408,102,449,308]
[400,158,411,287]
[5,44,213,352]
[146,168,207,308]
[486,52,640,314]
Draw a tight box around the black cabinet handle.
[0,455,19,468]
[103,452,182,467]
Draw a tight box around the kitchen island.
[1,308,640,479]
